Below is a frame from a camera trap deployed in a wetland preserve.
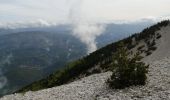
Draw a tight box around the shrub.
[148,46,157,51]
[156,34,162,39]
[150,40,156,47]
[127,44,136,50]
[91,68,101,74]
[107,43,148,89]
[146,51,152,56]
[137,45,145,50]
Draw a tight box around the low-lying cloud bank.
[0,19,57,29]
[1,16,169,29]
[0,16,169,54]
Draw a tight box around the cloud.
[72,23,105,53]
[67,0,170,53]
[0,0,170,53]
[68,0,106,53]
[0,0,170,23]
[0,19,59,29]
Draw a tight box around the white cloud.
[0,0,169,23]
[0,0,170,53]
[72,23,105,53]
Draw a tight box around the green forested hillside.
[0,31,86,96]
[17,20,170,93]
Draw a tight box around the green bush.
[145,51,152,56]
[137,45,145,50]
[148,46,157,51]
[108,43,148,89]
[156,34,162,39]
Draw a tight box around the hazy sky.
[0,0,170,24]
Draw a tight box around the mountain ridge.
[15,20,170,94]
[0,21,153,96]
[2,56,170,99]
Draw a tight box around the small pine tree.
[108,43,148,89]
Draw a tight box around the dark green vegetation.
[0,31,86,96]
[107,43,148,89]
[0,22,153,96]
[17,20,169,93]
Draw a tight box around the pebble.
[1,57,170,100]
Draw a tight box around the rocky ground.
[1,57,170,100]
[96,57,170,100]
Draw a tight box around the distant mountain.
[0,20,154,96]
[97,21,154,47]
[0,31,86,96]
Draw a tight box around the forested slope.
[16,20,170,93]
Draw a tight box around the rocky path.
[1,57,170,100]
[0,72,111,100]
[97,57,170,100]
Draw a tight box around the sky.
[0,0,170,53]
[0,0,170,24]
